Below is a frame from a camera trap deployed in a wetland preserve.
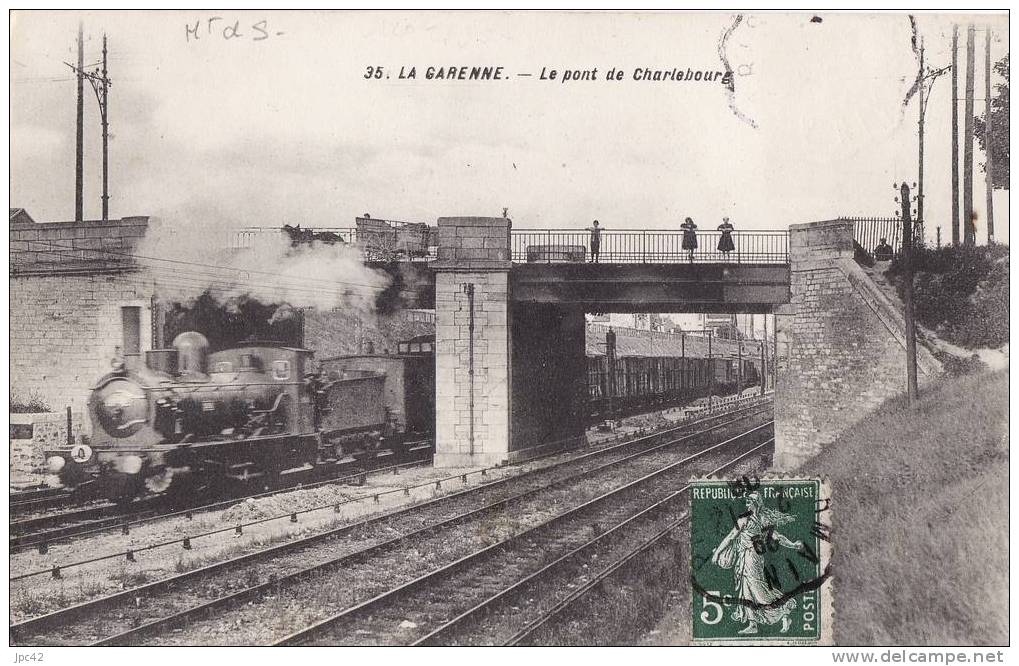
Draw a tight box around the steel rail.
[10,401,768,644]
[87,410,769,646]
[10,399,765,580]
[9,446,433,562]
[424,439,771,646]
[273,421,773,646]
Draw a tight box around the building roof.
[586,322,765,360]
[9,208,35,226]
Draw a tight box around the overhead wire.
[11,245,425,302]
[15,240,399,293]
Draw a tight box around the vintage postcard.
[7,9,1009,658]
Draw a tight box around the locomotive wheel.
[144,466,194,500]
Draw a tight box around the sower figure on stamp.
[587,219,602,263]
[711,491,802,635]
[681,217,698,263]
[717,216,735,261]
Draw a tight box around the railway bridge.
[428,217,939,470]
[235,216,940,471]
[429,218,790,467]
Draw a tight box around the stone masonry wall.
[773,219,942,469]
[9,274,154,435]
[10,411,84,480]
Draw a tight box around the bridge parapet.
[230,226,789,266]
[511,229,788,264]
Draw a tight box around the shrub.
[10,392,52,413]
[888,244,1009,348]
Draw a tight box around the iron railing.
[230,227,790,265]
[230,227,357,250]
[847,217,902,257]
[510,229,789,264]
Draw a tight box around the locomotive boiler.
[45,332,394,502]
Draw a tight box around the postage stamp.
[689,476,833,645]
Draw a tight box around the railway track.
[9,488,75,514]
[417,443,769,646]
[9,442,435,556]
[10,400,771,646]
[275,424,772,646]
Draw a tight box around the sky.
[10,10,1010,245]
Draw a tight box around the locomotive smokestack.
[172,331,210,377]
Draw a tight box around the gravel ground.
[294,439,772,646]
[11,405,770,645]
[9,418,704,625]
[112,418,772,646]
[10,463,519,622]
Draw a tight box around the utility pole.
[99,34,109,221]
[737,338,743,394]
[772,314,778,392]
[66,30,112,222]
[897,182,919,405]
[963,24,976,246]
[951,25,960,246]
[984,27,994,244]
[915,40,950,248]
[759,340,765,396]
[462,283,476,457]
[917,40,926,244]
[75,22,84,222]
[708,330,714,406]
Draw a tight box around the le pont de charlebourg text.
[364,65,734,84]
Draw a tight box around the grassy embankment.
[798,368,1009,646]
[544,370,1007,646]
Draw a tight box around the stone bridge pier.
[431,217,588,467]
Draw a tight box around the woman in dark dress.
[717,217,736,259]
[681,217,698,262]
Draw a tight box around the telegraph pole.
[762,313,769,392]
[915,40,950,248]
[984,27,994,244]
[898,183,919,405]
[963,24,976,246]
[66,30,112,222]
[917,40,926,243]
[100,34,109,221]
[75,22,84,222]
[951,25,960,246]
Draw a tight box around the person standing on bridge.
[587,219,603,263]
[717,217,736,260]
[681,217,698,263]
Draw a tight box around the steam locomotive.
[44,332,418,502]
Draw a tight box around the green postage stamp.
[690,476,833,645]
